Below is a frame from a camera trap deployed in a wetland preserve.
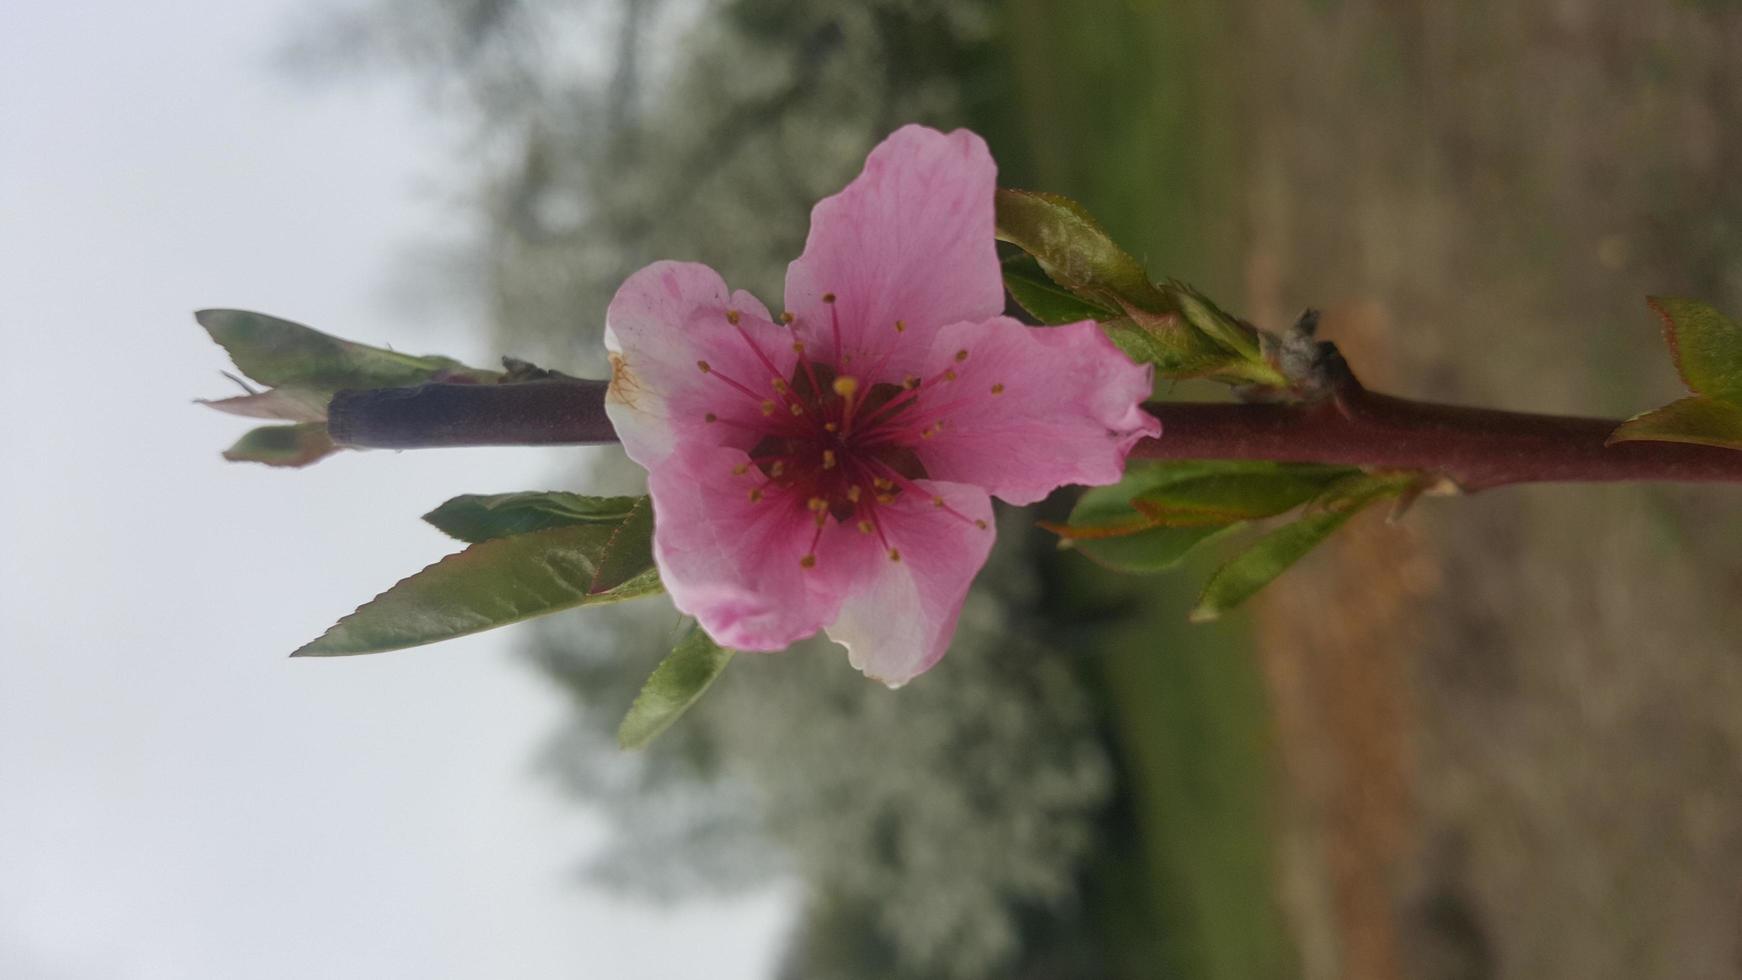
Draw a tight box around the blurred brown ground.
[1233,3,1742,978]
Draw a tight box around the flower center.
[700,301,992,566]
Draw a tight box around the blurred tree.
[284,2,1126,977]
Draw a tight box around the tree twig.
[324,375,1742,489]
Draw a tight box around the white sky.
[0,3,790,978]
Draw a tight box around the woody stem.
[323,376,1742,490]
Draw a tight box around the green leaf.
[1076,524,1240,574]
[222,423,340,468]
[197,309,499,393]
[1189,474,1408,622]
[1170,282,1264,363]
[1607,396,1742,451]
[293,518,661,657]
[1045,461,1351,573]
[197,386,330,422]
[1649,297,1742,403]
[423,491,646,543]
[1101,307,1243,379]
[1131,461,1360,525]
[994,189,1172,314]
[617,626,735,749]
[1002,266,1119,325]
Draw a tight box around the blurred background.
[6,1,1742,978]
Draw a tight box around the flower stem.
[324,376,1742,489]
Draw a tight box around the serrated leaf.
[1170,281,1264,362]
[617,626,735,749]
[1607,396,1742,450]
[423,491,646,543]
[222,423,340,468]
[1002,266,1119,325]
[994,189,1172,314]
[197,309,499,393]
[1102,306,1241,379]
[292,518,661,657]
[1649,297,1742,404]
[1189,474,1409,621]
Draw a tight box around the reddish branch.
[324,376,1742,490]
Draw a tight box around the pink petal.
[914,317,1160,505]
[604,261,794,466]
[822,480,996,687]
[647,444,857,651]
[784,125,1003,377]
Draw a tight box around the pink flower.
[603,125,1159,686]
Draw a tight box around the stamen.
[725,310,741,325]
[705,412,718,423]
[944,369,958,382]
[975,519,989,530]
[824,422,839,433]
[697,360,711,373]
[780,311,795,324]
[807,497,829,512]
[760,400,776,415]
[888,548,902,562]
[845,485,862,503]
[954,349,968,362]
[748,488,763,502]
[857,520,874,534]
[991,383,1005,395]
[822,450,837,470]
[931,495,945,507]
[895,319,907,333]
[800,554,816,568]
[769,460,786,477]
[789,403,804,416]
[832,376,859,399]
[732,463,749,475]
[822,292,836,303]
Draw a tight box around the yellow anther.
[808,497,829,512]
[857,520,874,535]
[824,422,839,433]
[954,349,968,362]
[792,341,807,354]
[748,489,763,503]
[760,400,776,415]
[790,403,804,416]
[704,412,718,423]
[974,519,989,530]
[887,548,902,562]
[725,309,742,325]
[772,378,788,392]
[822,450,837,470]
[895,319,907,333]
[799,554,816,568]
[990,383,1005,395]
[931,495,945,508]
[921,424,939,439]
[902,375,920,389]
[873,477,893,491]
[732,463,749,476]
[780,311,795,324]
[697,360,711,373]
[876,493,896,505]
[822,292,837,303]
[846,485,862,502]
[944,369,958,382]
[832,376,859,399]
[770,460,786,477]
